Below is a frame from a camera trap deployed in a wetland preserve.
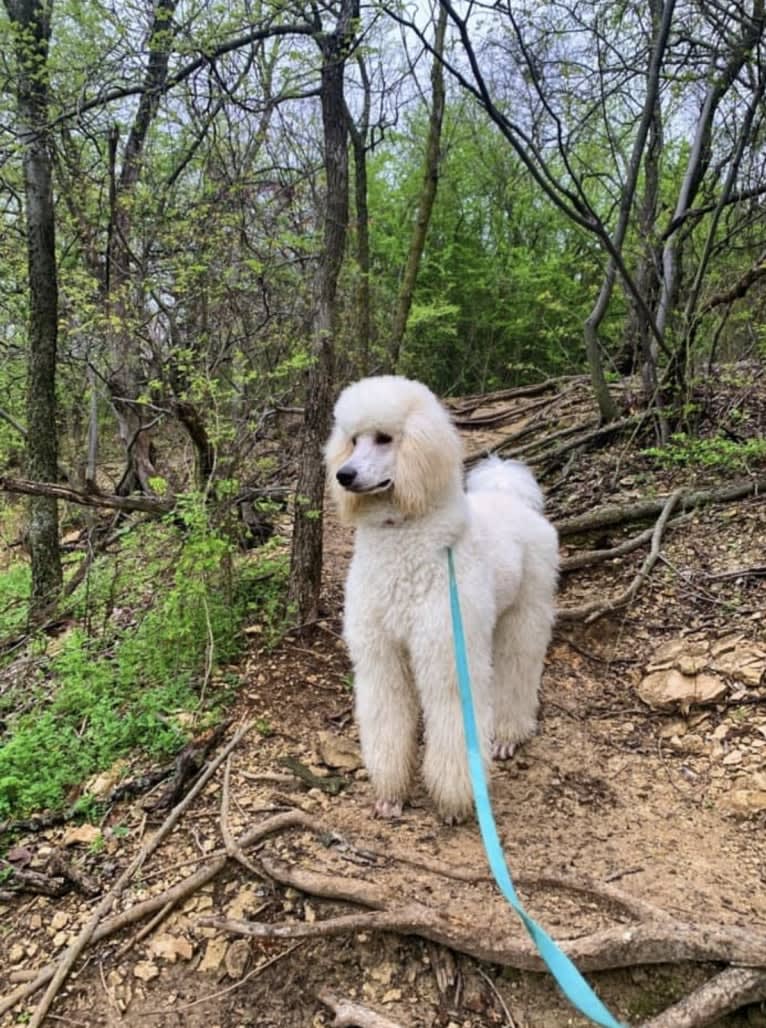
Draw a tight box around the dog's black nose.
[336,468,357,488]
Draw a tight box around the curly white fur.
[325,375,559,822]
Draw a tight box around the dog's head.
[324,375,463,523]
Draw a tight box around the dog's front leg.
[411,626,493,824]
[352,644,418,818]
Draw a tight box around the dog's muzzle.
[336,466,392,493]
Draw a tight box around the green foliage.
[0,500,290,819]
[366,115,604,392]
[643,433,766,472]
[0,562,30,638]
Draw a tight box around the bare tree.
[4,0,63,613]
[288,0,360,625]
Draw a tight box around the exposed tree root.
[453,392,564,430]
[209,856,766,972]
[449,375,588,415]
[507,417,598,460]
[535,414,647,473]
[22,721,254,1028]
[4,777,766,1026]
[641,966,766,1028]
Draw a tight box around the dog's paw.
[492,739,516,761]
[373,798,403,819]
[440,810,469,826]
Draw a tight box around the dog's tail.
[465,456,544,512]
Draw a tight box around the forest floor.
[1,369,766,1028]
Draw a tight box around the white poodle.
[325,375,558,822]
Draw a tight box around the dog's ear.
[324,424,361,524]
[394,404,463,517]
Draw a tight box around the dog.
[325,375,558,822]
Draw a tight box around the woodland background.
[0,0,765,832]
[1,4,766,1026]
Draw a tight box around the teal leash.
[446,547,626,1028]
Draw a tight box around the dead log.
[555,476,766,538]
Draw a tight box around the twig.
[476,966,517,1028]
[26,720,254,1028]
[558,489,683,622]
[221,755,263,878]
[704,563,766,581]
[0,811,323,1018]
[318,987,405,1028]
[116,899,175,957]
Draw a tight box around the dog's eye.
[351,435,357,445]
[375,432,392,445]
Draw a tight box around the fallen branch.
[0,475,173,515]
[26,720,254,1028]
[536,414,647,473]
[453,392,563,430]
[640,966,766,1028]
[560,513,693,573]
[318,987,405,1028]
[0,810,321,1018]
[558,489,683,622]
[555,475,766,538]
[0,862,69,898]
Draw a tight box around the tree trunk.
[5,0,63,613]
[288,0,358,625]
[635,92,663,405]
[106,0,177,494]
[583,0,675,424]
[347,56,372,372]
[389,6,448,369]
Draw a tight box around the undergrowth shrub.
[643,433,766,472]
[0,497,290,818]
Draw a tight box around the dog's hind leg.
[491,583,554,760]
[353,644,419,818]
